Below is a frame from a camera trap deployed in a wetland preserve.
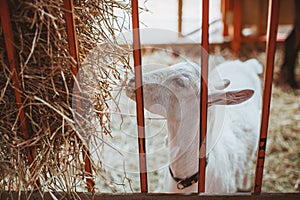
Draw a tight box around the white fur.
[126,59,262,193]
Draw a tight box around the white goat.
[126,59,262,193]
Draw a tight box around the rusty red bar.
[221,0,230,37]
[63,0,94,192]
[178,0,183,37]
[131,0,148,193]
[198,0,209,194]
[232,0,242,53]
[0,0,40,188]
[254,0,280,194]
[63,0,79,74]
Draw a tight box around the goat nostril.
[128,78,135,87]
[126,78,136,98]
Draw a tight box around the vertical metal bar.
[232,0,242,53]
[254,0,280,194]
[178,0,183,37]
[198,0,209,194]
[0,0,40,188]
[63,0,94,192]
[131,0,148,193]
[63,0,79,74]
[221,0,230,37]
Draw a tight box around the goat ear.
[208,89,254,106]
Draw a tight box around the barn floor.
[260,52,300,193]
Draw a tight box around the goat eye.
[174,78,185,87]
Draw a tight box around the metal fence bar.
[131,0,148,193]
[253,0,280,194]
[63,0,95,192]
[198,0,209,193]
[0,0,40,188]
[231,0,242,53]
[178,0,183,37]
[221,0,230,37]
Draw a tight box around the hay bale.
[0,0,131,193]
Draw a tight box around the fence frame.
[1,191,299,199]
[1,0,297,197]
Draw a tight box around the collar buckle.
[176,179,197,190]
[177,181,185,190]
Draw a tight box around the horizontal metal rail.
[2,191,299,199]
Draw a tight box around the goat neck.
[166,96,200,179]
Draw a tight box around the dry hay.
[263,85,300,192]
[0,0,131,196]
[260,49,300,193]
